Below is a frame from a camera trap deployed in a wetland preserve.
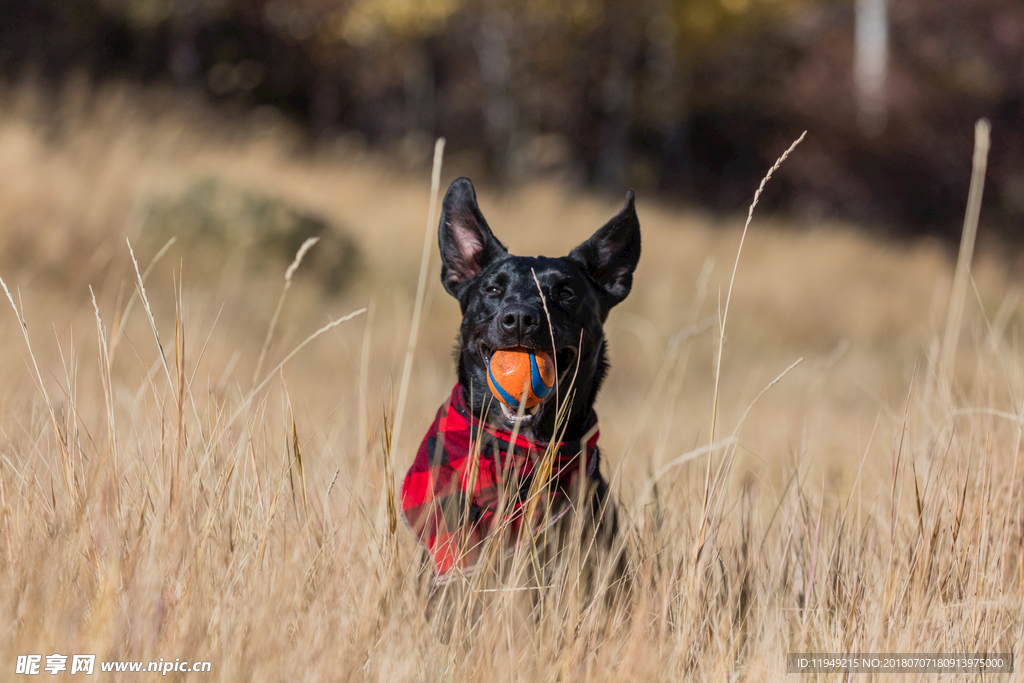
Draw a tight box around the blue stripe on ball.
[530,352,552,399]
[488,360,520,408]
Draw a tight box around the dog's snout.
[499,303,541,339]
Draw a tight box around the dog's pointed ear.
[438,177,508,298]
[568,190,641,308]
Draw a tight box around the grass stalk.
[939,119,990,391]
[701,132,806,565]
[392,138,446,459]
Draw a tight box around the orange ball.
[487,347,556,409]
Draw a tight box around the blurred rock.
[140,176,359,293]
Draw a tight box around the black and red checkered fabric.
[401,384,599,580]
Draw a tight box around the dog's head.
[438,177,640,440]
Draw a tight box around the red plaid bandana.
[401,384,600,581]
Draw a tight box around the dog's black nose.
[499,303,541,339]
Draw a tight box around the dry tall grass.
[0,83,1020,681]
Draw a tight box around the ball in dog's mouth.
[479,343,578,426]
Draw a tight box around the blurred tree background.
[1,0,1021,239]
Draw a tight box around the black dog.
[402,177,640,592]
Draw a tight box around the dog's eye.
[554,284,575,301]
[484,284,502,296]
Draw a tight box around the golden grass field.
[0,81,1021,680]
